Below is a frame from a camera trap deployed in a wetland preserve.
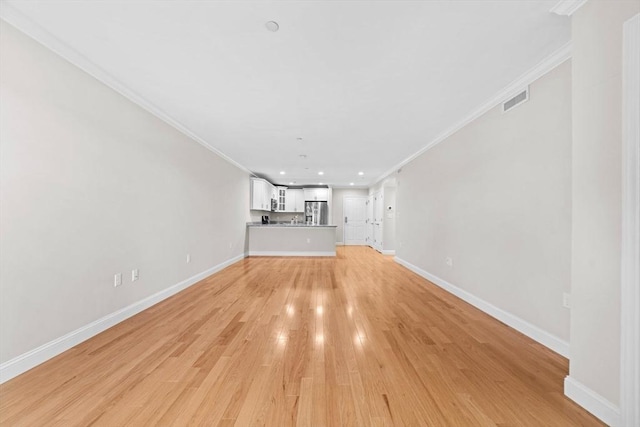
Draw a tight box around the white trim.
[381,250,396,256]
[335,242,345,246]
[550,0,588,16]
[564,376,621,426]
[394,257,569,357]
[247,251,336,257]
[374,42,572,184]
[0,253,246,384]
[0,4,252,176]
[621,13,640,427]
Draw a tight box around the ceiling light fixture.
[350,182,354,186]
[265,21,279,32]
[319,182,323,185]
[318,171,324,176]
[280,171,285,175]
[358,171,364,176]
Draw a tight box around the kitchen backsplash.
[249,211,305,223]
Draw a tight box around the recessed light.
[318,171,324,176]
[280,171,286,175]
[358,171,364,176]
[265,21,279,32]
[289,182,294,185]
[319,182,323,185]
[350,182,354,186]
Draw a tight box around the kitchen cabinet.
[250,178,274,211]
[285,189,304,213]
[276,187,286,211]
[303,188,328,202]
[295,190,305,212]
[251,178,265,210]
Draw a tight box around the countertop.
[247,222,337,228]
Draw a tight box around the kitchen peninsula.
[246,223,337,257]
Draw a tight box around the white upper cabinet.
[285,189,304,213]
[276,186,286,212]
[295,190,305,212]
[303,188,328,202]
[250,178,264,210]
[252,180,329,212]
[250,178,274,211]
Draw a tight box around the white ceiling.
[2,0,569,187]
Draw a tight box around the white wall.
[568,0,640,408]
[395,60,572,344]
[0,21,250,364]
[382,186,396,251]
[332,188,369,243]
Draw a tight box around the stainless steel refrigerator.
[304,201,329,225]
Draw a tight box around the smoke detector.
[265,21,279,32]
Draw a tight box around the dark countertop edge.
[247,223,337,228]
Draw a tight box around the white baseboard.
[335,242,344,246]
[247,251,336,257]
[564,376,620,426]
[382,250,396,256]
[0,253,246,384]
[394,257,569,357]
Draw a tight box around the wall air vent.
[502,87,529,113]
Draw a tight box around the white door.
[343,197,367,245]
[372,192,383,251]
[366,195,373,247]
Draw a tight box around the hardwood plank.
[0,247,603,426]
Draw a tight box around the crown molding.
[550,0,588,16]
[374,41,572,185]
[0,2,253,176]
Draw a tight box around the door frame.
[342,196,368,245]
[366,194,373,247]
[620,12,640,427]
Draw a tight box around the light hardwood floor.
[1,246,602,426]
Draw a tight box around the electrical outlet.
[186,254,191,263]
[445,257,453,267]
[563,292,571,309]
[114,273,122,287]
[131,269,139,282]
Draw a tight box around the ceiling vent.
[502,87,529,113]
